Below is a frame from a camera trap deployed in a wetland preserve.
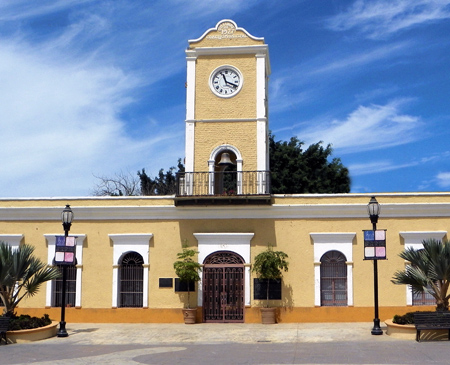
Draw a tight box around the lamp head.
[367,196,380,224]
[61,204,74,234]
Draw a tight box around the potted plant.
[252,245,289,324]
[173,243,202,324]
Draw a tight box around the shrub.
[7,314,52,331]
[392,312,416,325]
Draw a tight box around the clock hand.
[225,80,238,88]
[221,73,228,84]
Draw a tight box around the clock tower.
[183,20,270,196]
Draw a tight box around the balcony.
[175,171,271,206]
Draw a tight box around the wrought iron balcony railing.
[176,171,270,197]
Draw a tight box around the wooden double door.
[202,251,245,323]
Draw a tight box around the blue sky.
[1,0,449,197]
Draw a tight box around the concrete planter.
[385,319,416,339]
[260,307,277,324]
[182,308,197,324]
[385,319,450,341]
[6,321,58,343]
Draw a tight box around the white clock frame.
[209,65,243,98]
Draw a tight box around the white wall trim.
[311,232,356,306]
[3,200,450,221]
[109,234,153,308]
[0,234,23,250]
[194,233,254,306]
[400,231,447,305]
[44,234,86,308]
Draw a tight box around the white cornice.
[310,232,356,244]
[186,46,270,75]
[399,231,447,243]
[186,45,268,56]
[185,118,263,123]
[1,202,450,221]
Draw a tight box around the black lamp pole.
[57,204,74,338]
[367,196,383,335]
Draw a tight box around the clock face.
[210,66,243,98]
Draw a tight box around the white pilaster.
[256,54,268,172]
[185,54,197,172]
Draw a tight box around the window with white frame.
[399,231,446,306]
[0,235,23,307]
[320,250,348,306]
[118,251,144,308]
[311,233,355,307]
[109,234,152,308]
[52,264,77,307]
[44,234,86,308]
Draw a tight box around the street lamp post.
[57,204,74,338]
[367,196,383,335]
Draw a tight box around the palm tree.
[392,238,450,311]
[0,242,61,317]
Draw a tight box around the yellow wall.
[1,194,449,323]
[194,121,257,171]
[194,55,257,121]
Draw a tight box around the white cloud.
[300,99,422,153]
[348,160,418,176]
[436,172,450,187]
[327,0,450,38]
[0,1,264,197]
[0,38,182,197]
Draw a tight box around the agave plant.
[392,238,450,311]
[0,242,61,317]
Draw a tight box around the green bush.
[7,314,52,331]
[392,312,416,325]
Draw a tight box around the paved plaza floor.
[1,322,449,364]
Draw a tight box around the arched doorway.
[203,251,245,323]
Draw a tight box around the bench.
[0,316,10,345]
[414,311,450,342]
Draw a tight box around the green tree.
[0,242,61,317]
[139,158,185,195]
[269,134,350,194]
[392,238,450,311]
[173,244,201,309]
[252,245,289,307]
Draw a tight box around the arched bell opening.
[215,150,238,195]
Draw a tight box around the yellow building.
[0,20,448,324]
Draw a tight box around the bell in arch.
[218,152,234,166]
